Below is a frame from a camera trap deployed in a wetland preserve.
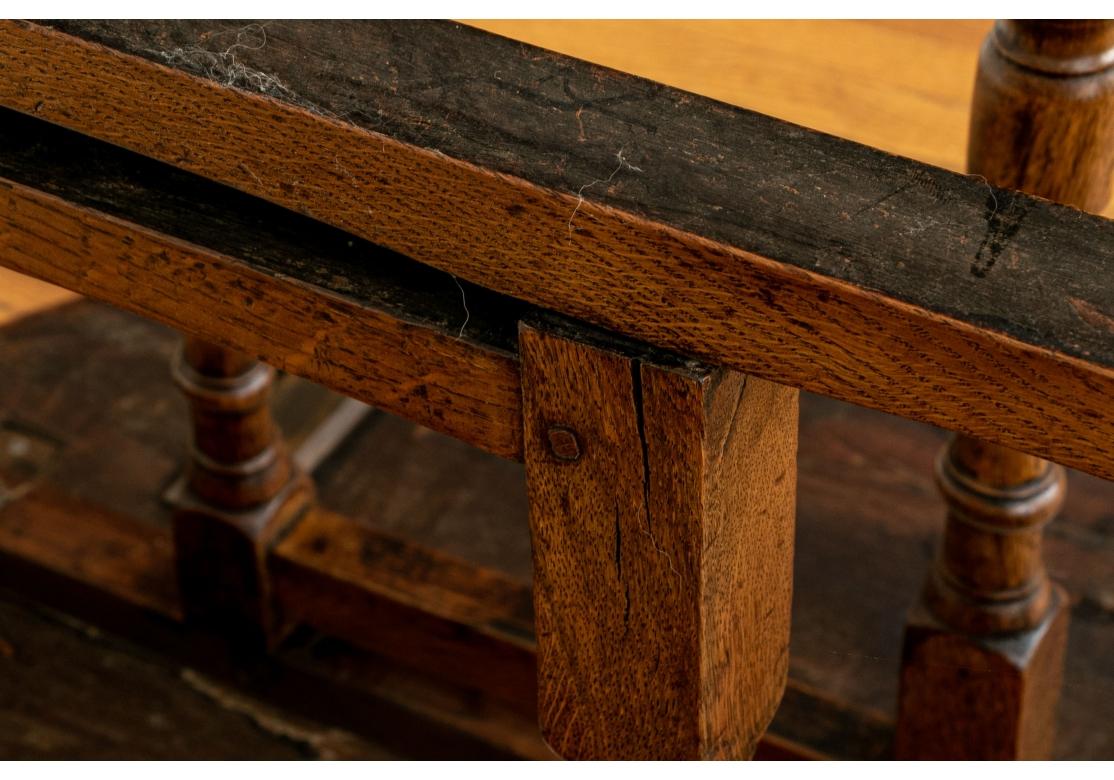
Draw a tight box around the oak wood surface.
[0,20,1001,331]
[270,507,537,714]
[897,594,1071,759]
[0,112,523,460]
[3,21,1114,479]
[895,19,1114,760]
[967,20,1114,211]
[168,337,313,641]
[467,21,995,179]
[520,321,797,759]
[2,300,1111,758]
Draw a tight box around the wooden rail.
[2,20,1112,479]
[0,109,524,459]
[1,19,1112,760]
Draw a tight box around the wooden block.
[519,321,798,759]
[895,587,1070,760]
[167,473,311,644]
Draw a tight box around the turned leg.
[167,337,312,642]
[896,20,1114,760]
[896,441,1067,758]
[519,321,798,759]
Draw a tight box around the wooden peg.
[896,20,1114,760]
[519,321,798,759]
[166,337,312,643]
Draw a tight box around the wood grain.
[0,499,547,759]
[5,300,1113,757]
[896,595,1071,759]
[467,21,995,178]
[520,321,797,759]
[3,22,1113,478]
[0,177,523,460]
[270,507,537,714]
[896,20,1114,760]
[968,20,1114,212]
[0,21,995,331]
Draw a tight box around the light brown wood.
[5,153,1114,485]
[519,320,797,759]
[968,20,1114,213]
[0,268,77,326]
[0,178,523,460]
[0,21,995,334]
[896,19,1114,760]
[7,298,1114,757]
[4,22,1113,480]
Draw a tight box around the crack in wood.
[629,362,680,579]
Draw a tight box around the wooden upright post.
[167,337,312,643]
[896,20,1114,760]
[519,321,798,759]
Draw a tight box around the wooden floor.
[1,20,1112,759]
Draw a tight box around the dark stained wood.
[312,411,533,580]
[897,593,1070,760]
[270,508,537,715]
[0,299,358,530]
[898,432,1071,759]
[0,488,180,620]
[923,441,1064,636]
[272,632,554,760]
[0,108,524,460]
[172,339,299,510]
[3,21,1114,478]
[519,320,797,759]
[4,301,1112,759]
[0,593,397,759]
[0,107,524,362]
[897,20,1114,760]
[0,166,524,461]
[168,337,313,641]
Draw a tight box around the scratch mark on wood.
[630,363,680,579]
[1070,297,1114,334]
[971,189,1029,278]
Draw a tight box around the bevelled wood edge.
[0,177,524,460]
[2,22,1113,479]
